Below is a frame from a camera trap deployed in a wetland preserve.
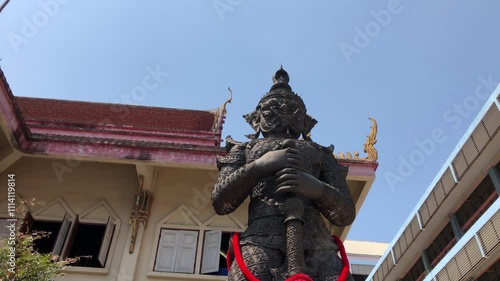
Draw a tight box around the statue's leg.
[227,244,284,281]
[305,250,354,281]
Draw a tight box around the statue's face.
[258,96,306,138]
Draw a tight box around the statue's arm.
[212,143,259,215]
[314,149,356,227]
[213,140,303,215]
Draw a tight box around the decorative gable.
[80,200,122,226]
[32,197,76,220]
[204,213,245,231]
[158,205,203,227]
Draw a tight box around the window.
[154,229,233,275]
[425,222,456,267]
[31,220,63,254]
[455,175,498,232]
[23,213,71,257]
[400,257,425,281]
[154,229,199,273]
[476,258,500,281]
[352,274,368,281]
[22,213,114,268]
[67,217,115,268]
[202,231,231,275]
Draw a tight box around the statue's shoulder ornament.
[318,143,349,177]
[216,136,248,169]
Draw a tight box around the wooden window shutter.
[173,230,198,273]
[98,216,115,267]
[155,229,180,272]
[61,215,79,258]
[201,230,222,273]
[52,214,71,257]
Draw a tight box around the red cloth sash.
[228,232,350,281]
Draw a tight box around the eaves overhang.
[367,84,500,281]
[0,68,226,168]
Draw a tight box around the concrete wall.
[0,156,248,281]
[136,166,248,281]
[1,157,137,281]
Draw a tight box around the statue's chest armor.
[245,139,323,201]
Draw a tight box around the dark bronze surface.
[212,68,356,281]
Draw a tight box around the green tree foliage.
[0,231,72,281]
[1,199,75,281]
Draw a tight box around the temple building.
[0,67,381,281]
[367,86,500,281]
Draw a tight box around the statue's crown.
[245,66,317,140]
[270,66,292,91]
[262,66,302,103]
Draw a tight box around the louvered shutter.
[62,215,79,258]
[174,231,199,273]
[155,230,180,272]
[52,214,70,257]
[98,217,115,267]
[201,230,222,273]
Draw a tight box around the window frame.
[148,205,246,279]
[425,222,457,267]
[63,216,117,271]
[154,228,200,273]
[23,213,116,267]
[20,212,67,255]
[476,257,500,281]
[201,229,232,275]
[454,174,498,232]
[21,211,120,274]
[149,224,243,279]
[63,200,122,274]
[399,256,426,281]
[64,216,116,268]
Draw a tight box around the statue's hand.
[275,168,324,199]
[253,148,302,175]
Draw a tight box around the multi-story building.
[367,86,500,281]
[0,68,381,281]
[345,240,389,280]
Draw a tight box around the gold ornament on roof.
[212,87,233,133]
[334,117,378,162]
[363,117,378,161]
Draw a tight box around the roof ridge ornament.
[334,117,378,162]
[211,87,233,134]
[363,117,378,161]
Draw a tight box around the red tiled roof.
[16,97,216,132]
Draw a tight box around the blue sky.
[1,1,499,242]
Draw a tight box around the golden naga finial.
[222,87,233,116]
[212,87,233,133]
[333,117,378,162]
[363,117,378,161]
